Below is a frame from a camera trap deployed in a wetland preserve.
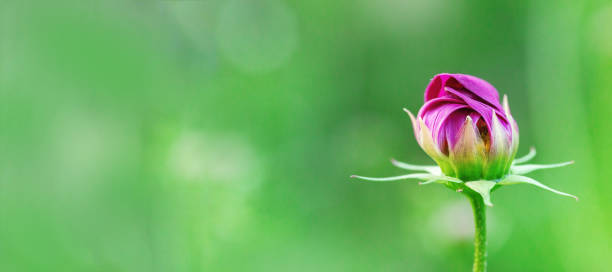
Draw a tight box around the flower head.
[351,73,576,207]
[406,73,518,181]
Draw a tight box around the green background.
[1,1,611,271]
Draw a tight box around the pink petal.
[419,100,468,149]
[444,87,512,139]
[424,73,503,112]
[444,111,482,149]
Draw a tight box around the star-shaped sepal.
[351,147,577,207]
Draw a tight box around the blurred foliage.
[0,0,610,271]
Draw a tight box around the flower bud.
[407,74,518,181]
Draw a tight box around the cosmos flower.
[409,73,518,181]
[352,73,576,206]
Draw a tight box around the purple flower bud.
[407,74,519,181]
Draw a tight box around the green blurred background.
[1,1,611,271]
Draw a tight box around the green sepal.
[483,112,512,180]
[351,144,577,207]
[448,116,486,181]
[512,147,536,165]
[390,159,441,175]
[498,174,578,200]
[465,180,497,207]
[510,161,574,175]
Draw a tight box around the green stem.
[469,194,487,272]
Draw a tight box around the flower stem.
[469,194,487,272]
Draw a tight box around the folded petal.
[444,87,511,136]
[451,74,503,111]
[418,97,466,117]
[418,99,469,148]
[425,73,503,112]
